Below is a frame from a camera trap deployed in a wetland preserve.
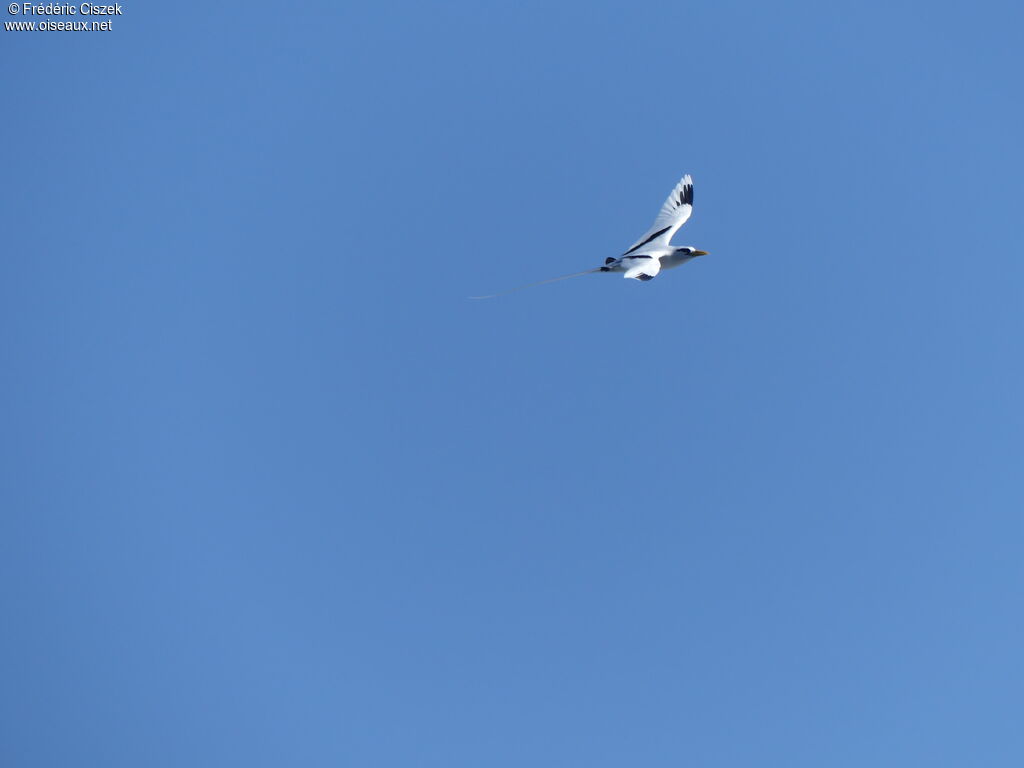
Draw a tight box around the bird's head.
[677,247,709,257]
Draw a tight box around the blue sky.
[3,1,1023,765]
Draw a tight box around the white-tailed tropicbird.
[472,174,708,298]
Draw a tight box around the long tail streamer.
[469,267,604,300]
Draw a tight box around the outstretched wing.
[623,255,661,281]
[622,174,694,256]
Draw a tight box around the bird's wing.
[623,255,661,281]
[622,174,694,256]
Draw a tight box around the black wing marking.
[678,181,693,207]
[622,225,672,256]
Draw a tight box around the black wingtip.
[679,182,693,207]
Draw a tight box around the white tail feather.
[469,267,604,300]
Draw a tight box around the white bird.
[472,174,709,298]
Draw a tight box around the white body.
[604,174,701,281]
[471,173,705,298]
[604,245,700,278]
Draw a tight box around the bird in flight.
[472,173,709,298]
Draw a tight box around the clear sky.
[3,1,1023,765]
